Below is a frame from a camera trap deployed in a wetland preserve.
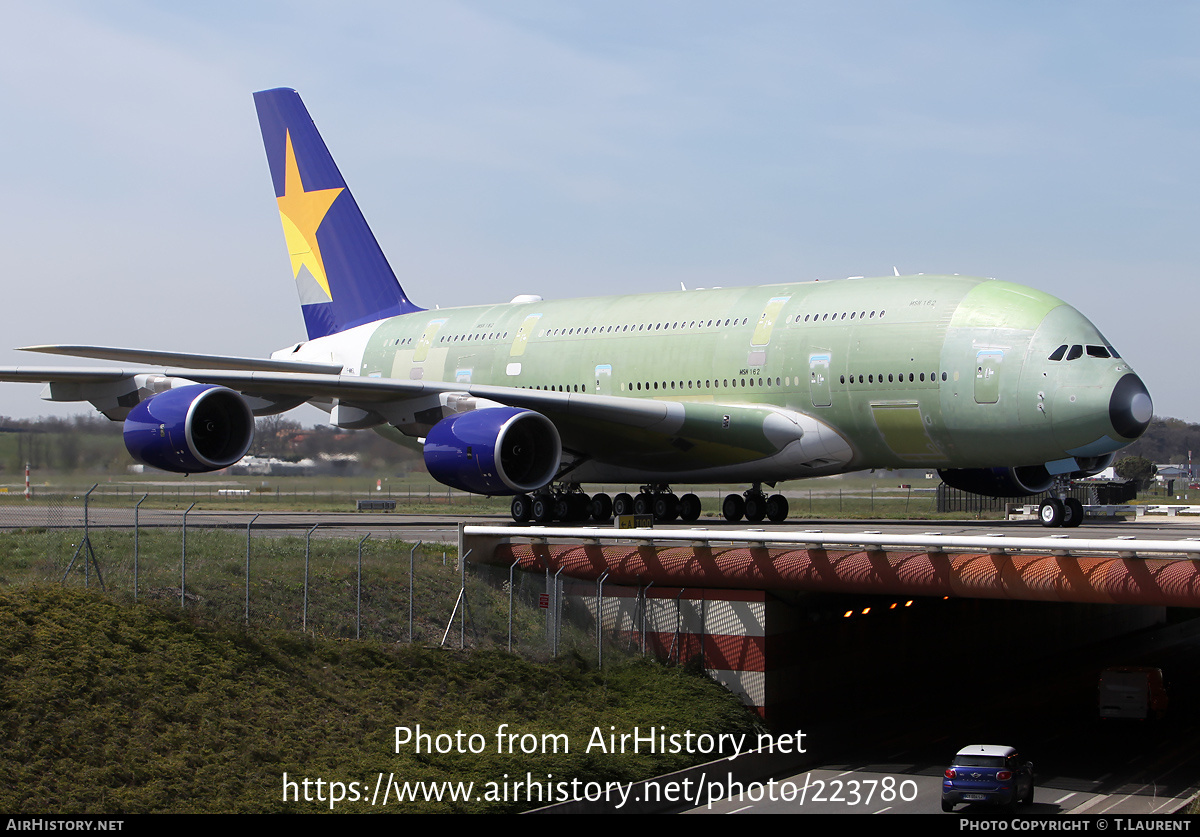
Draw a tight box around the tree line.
[0,413,420,475]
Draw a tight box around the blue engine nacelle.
[937,465,1055,497]
[124,385,255,473]
[424,407,561,495]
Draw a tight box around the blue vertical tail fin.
[253,87,422,340]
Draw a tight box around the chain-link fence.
[0,494,653,667]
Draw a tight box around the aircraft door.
[509,314,542,357]
[595,364,613,396]
[809,352,832,408]
[974,349,1003,404]
[413,318,447,363]
[749,295,790,367]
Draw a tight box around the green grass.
[0,586,760,813]
[0,528,564,656]
[0,472,976,519]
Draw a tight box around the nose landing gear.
[1038,480,1084,528]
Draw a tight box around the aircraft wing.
[0,364,850,474]
[20,344,344,374]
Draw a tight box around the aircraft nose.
[1109,373,1152,439]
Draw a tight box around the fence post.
[180,503,196,607]
[134,494,148,602]
[357,533,370,640]
[409,540,422,643]
[596,571,609,668]
[640,581,654,656]
[245,514,259,626]
[303,524,319,632]
[552,567,565,657]
[508,558,520,653]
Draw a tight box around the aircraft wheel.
[511,494,532,523]
[1038,498,1064,528]
[744,495,766,522]
[722,493,745,522]
[613,493,634,516]
[766,494,789,522]
[554,496,571,521]
[653,494,678,522]
[633,492,654,516]
[1063,497,1084,528]
[590,493,613,521]
[679,493,702,522]
[532,494,556,524]
[566,493,590,522]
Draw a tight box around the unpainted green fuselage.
[348,274,1140,484]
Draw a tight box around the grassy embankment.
[0,529,763,813]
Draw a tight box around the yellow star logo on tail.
[276,131,343,300]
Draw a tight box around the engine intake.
[124,385,255,473]
[424,407,561,495]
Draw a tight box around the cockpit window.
[1086,345,1111,358]
[1066,344,1083,361]
[1048,345,1067,361]
[1108,345,1121,359]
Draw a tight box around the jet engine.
[123,384,255,473]
[424,407,561,495]
[937,465,1055,497]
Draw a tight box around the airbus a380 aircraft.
[0,88,1153,528]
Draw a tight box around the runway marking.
[1054,792,1076,805]
[726,805,753,814]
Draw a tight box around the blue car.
[942,744,1034,812]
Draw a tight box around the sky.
[0,1,1197,423]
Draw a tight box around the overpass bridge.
[462,524,1200,720]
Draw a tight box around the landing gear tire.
[532,494,555,524]
[564,493,590,522]
[679,493,702,522]
[744,494,766,522]
[722,493,745,522]
[1063,497,1084,528]
[1039,498,1064,528]
[511,494,532,523]
[653,494,678,522]
[613,493,634,517]
[553,496,571,521]
[765,494,789,522]
[590,493,613,522]
[633,492,654,516]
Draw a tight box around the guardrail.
[461,524,1200,559]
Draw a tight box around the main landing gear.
[510,484,703,524]
[1037,479,1083,528]
[722,483,789,523]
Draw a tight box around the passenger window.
[1048,345,1067,361]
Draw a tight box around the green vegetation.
[0,529,762,813]
[1115,455,1157,490]
[0,475,971,521]
[0,587,759,813]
